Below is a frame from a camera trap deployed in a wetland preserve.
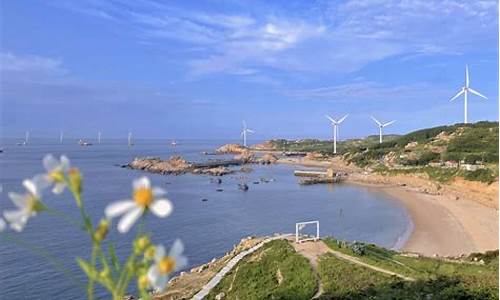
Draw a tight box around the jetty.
[294,168,345,185]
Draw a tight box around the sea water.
[0,139,412,299]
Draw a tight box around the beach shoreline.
[273,155,499,257]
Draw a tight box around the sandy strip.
[274,156,498,256]
[343,180,498,256]
[378,185,497,256]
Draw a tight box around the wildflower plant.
[1,155,186,300]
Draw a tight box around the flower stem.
[87,245,98,300]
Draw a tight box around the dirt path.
[290,239,415,299]
[290,240,329,298]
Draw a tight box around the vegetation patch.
[206,240,317,300]
[321,238,499,299]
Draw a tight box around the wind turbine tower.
[450,65,487,124]
[241,121,254,148]
[371,117,396,144]
[325,114,348,154]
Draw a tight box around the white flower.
[3,176,47,232]
[105,177,172,233]
[147,239,188,291]
[43,154,71,194]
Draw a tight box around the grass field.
[206,240,317,300]
[205,238,498,300]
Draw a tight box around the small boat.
[78,139,93,146]
[17,141,27,146]
[171,140,177,147]
[238,183,249,191]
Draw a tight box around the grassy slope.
[206,240,317,300]
[320,238,498,299]
[205,239,498,300]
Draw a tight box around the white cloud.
[287,80,451,103]
[0,52,67,76]
[48,0,498,78]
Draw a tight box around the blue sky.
[1,0,498,140]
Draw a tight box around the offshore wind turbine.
[241,121,254,147]
[98,131,102,144]
[450,65,487,123]
[371,116,396,144]
[25,131,30,145]
[128,132,133,147]
[325,114,348,154]
[59,131,64,144]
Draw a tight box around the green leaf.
[108,243,120,272]
[77,258,97,280]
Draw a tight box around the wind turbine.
[25,131,30,145]
[98,131,102,144]
[241,121,254,147]
[128,132,133,147]
[450,65,487,123]
[60,131,64,144]
[325,114,348,154]
[371,116,396,144]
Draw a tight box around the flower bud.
[144,245,156,260]
[135,235,150,253]
[138,274,149,290]
[68,168,82,195]
[93,219,110,243]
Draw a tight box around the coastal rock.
[128,156,192,175]
[234,150,255,163]
[240,166,254,173]
[251,141,275,150]
[193,167,234,176]
[259,153,278,164]
[215,144,247,154]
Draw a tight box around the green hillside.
[206,239,498,300]
[269,121,499,183]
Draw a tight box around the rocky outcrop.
[192,167,234,176]
[259,153,278,164]
[251,141,276,151]
[126,156,236,176]
[127,156,192,175]
[215,144,247,154]
[234,150,255,163]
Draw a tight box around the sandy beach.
[276,155,499,256]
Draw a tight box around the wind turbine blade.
[468,88,488,99]
[465,65,469,87]
[371,116,381,126]
[242,120,247,129]
[247,129,255,133]
[325,115,336,124]
[338,114,348,124]
[383,120,396,127]
[450,90,464,102]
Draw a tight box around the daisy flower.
[43,154,71,194]
[3,176,47,232]
[147,239,188,291]
[105,177,172,233]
